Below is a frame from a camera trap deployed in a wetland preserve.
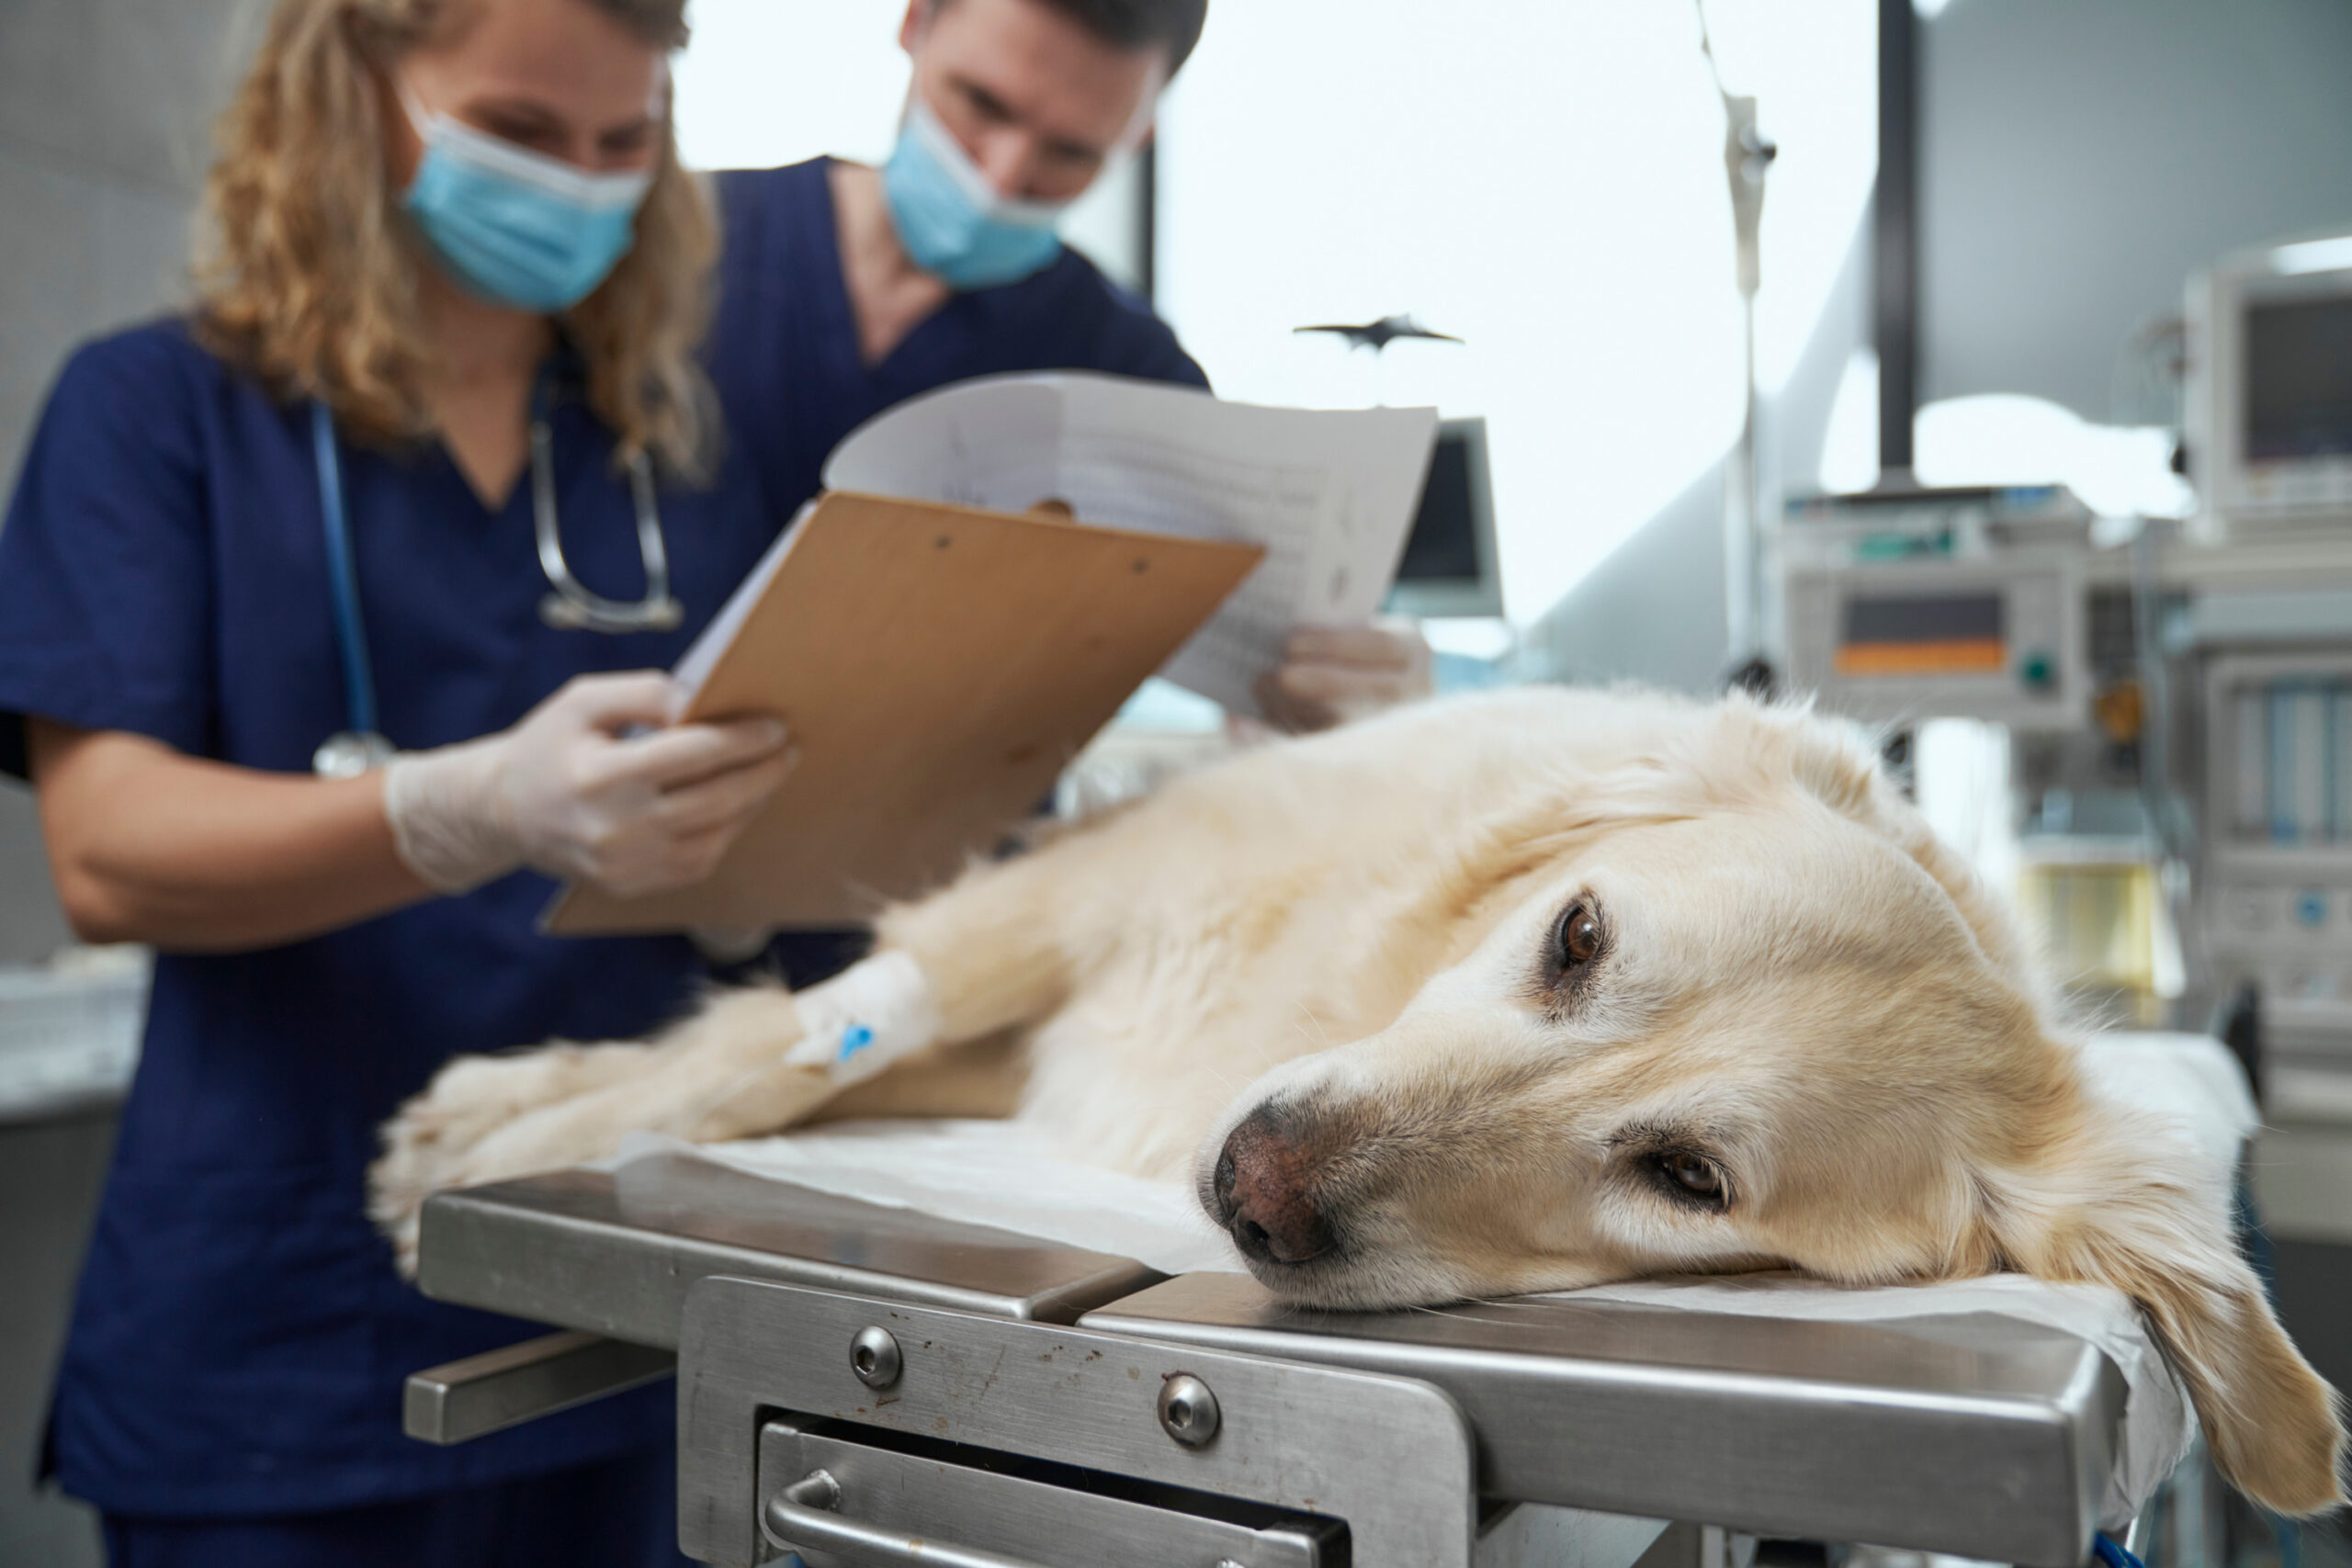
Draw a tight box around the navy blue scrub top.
[703,157,1209,525]
[0,321,796,1517]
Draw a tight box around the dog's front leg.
[374,840,1097,1268]
[669,840,1096,1144]
[371,986,815,1269]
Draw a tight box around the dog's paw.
[368,1157,432,1280]
[369,1040,653,1275]
[423,1052,842,1213]
[403,1042,655,1156]
[424,1088,651,1206]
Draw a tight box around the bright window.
[1153,0,1875,620]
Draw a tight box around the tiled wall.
[0,0,256,964]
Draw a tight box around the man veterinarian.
[707,0,1432,736]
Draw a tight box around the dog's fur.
[371,686,2346,1516]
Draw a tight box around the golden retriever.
[371,686,2346,1516]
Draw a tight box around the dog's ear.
[1982,1122,2346,1515]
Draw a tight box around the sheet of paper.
[823,373,1439,716]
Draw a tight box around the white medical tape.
[782,951,944,1084]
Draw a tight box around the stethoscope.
[308,378,683,778]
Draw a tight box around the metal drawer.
[756,1416,1341,1568]
[679,1278,1477,1567]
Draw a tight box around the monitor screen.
[1396,429,1484,584]
[1835,592,2006,676]
[2245,295,2352,462]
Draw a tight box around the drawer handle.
[763,1469,1057,1568]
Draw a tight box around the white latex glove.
[381,671,797,898]
[1250,617,1434,735]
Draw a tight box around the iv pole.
[1698,2,1778,682]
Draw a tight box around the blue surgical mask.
[400,86,653,313]
[882,96,1070,290]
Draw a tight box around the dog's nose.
[1215,1109,1334,1266]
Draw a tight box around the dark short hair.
[935,0,1208,76]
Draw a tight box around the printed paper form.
[822,373,1439,716]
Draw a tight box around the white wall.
[1918,0,2352,422]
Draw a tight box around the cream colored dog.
[372,686,2346,1517]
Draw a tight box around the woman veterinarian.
[0,0,787,1562]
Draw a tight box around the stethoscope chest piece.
[313,730,400,780]
[537,582,682,633]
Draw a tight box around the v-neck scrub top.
[0,321,785,1517]
[702,158,1208,525]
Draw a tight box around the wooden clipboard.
[544,491,1264,933]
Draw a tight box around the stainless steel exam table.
[406,1151,2130,1568]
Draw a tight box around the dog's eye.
[1656,1152,1726,1206]
[1556,904,1601,968]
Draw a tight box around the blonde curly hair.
[196,0,716,478]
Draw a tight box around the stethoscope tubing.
[310,400,384,744]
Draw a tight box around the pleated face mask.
[399,86,654,313]
[882,94,1071,291]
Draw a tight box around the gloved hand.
[1252,618,1434,734]
[381,671,797,897]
